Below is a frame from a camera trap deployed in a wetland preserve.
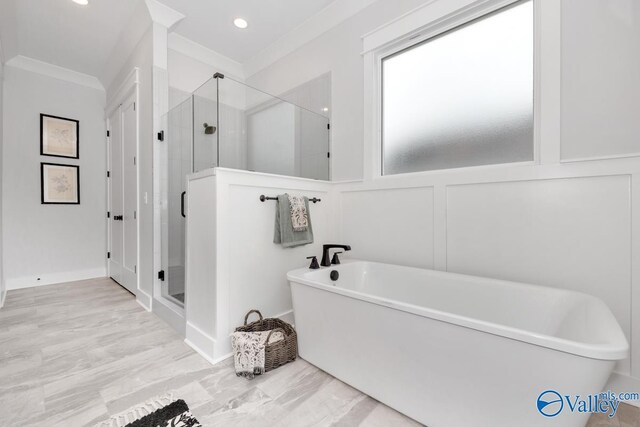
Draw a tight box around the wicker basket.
[235,309,298,372]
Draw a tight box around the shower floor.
[167,265,185,305]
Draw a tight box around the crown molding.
[145,0,185,30]
[244,0,379,77]
[5,55,104,91]
[168,33,245,79]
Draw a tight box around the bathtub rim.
[287,260,628,361]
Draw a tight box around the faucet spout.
[321,244,351,267]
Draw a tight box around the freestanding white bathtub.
[288,260,628,427]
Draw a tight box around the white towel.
[287,194,308,232]
[230,330,284,379]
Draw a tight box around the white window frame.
[363,0,546,180]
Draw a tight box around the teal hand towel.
[274,194,314,248]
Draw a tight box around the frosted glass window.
[382,0,533,175]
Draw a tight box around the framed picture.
[41,163,80,205]
[40,114,79,159]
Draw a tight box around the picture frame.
[41,163,80,205]
[40,114,79,159]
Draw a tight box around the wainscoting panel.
[446,175,632,374]
[340,187,435,269]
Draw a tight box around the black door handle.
[113,215,123,221]
[181,191,186,218]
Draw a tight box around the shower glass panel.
[160,95,194,308]
[191,76,330,180]
[192,78,219,172]
[158,75,330,310]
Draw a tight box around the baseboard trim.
[185,321,222,364]
[185,337,232,366]
[136,290,153,312]
[0,289,6,308]
[152,297,185,335]
[6,268,107,290]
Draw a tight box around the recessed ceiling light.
[233,18,248,29]
[72,0,88,5]
[322,107,329,112]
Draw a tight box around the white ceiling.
[0,0,338,80]
[0,0,144,78]
[157,0,336,63]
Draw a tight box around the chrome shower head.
[203,123,216,134]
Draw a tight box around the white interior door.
[122,95,138,293]
[108,93,138,295]
[108,107,124,287]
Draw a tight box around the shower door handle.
[181,191,186,218]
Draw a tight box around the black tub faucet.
[306,256,320,269]
[321,244,351,267]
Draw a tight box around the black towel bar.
[260,195,321,203]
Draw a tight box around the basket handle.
[265,327,286,344]
[244,309,263,325]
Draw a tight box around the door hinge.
[107,130,110,137]
[158,270,165,281]
[107,211,110,218]
[327,123,330,130]
[327,152,331,158]
[133,156,136,166]
[133,102,136,111]
[134,265,137,274]
[133,210,136,220]
[157,131,164,141]
[107,252,111,259]
[107,171,110,178]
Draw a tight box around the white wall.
[560,0,640,161]
[168,47,243,98]
[245,0,640,388]
[2,66,107,289]
[168,49,219,96]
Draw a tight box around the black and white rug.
[125,399,200,427]
[95,395,201,427]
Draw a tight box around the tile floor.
[0,278,637,426]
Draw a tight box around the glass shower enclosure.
[159,75,331,309]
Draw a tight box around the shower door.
[160,96,193,307]
[160,78,218,310]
